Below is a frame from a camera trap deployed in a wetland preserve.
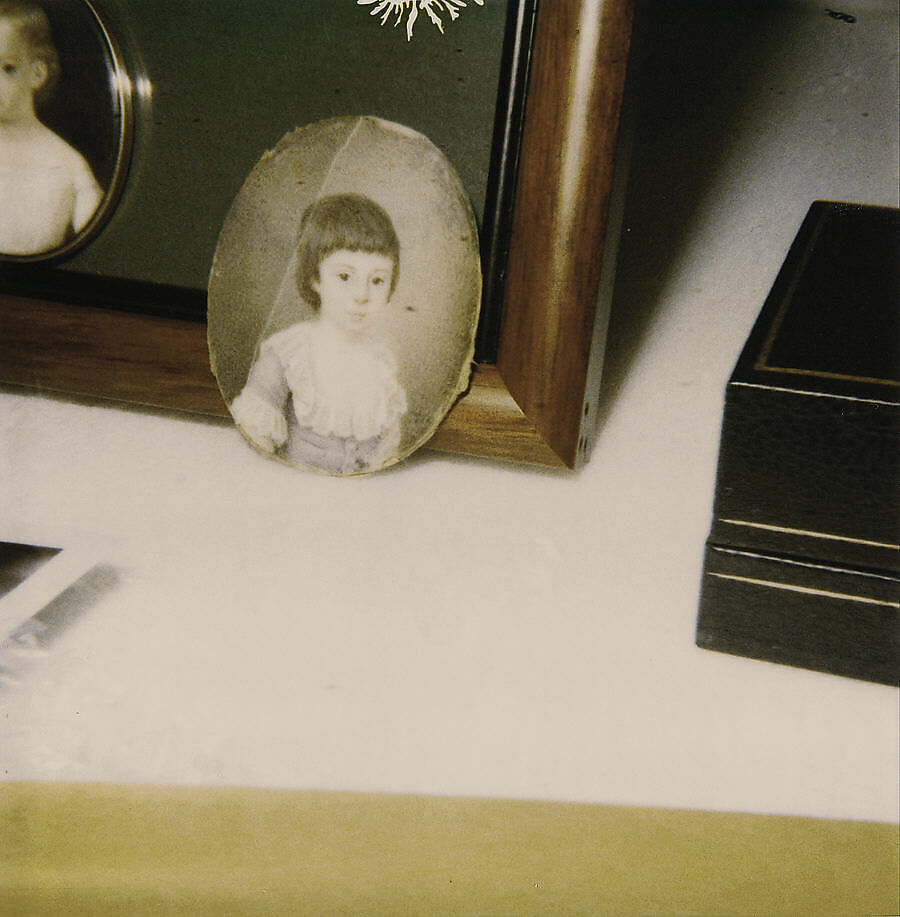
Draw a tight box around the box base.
[697,544,899,685]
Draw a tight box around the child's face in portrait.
[314,248,394,336]
[0,20,45,124]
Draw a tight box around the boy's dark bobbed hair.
[0,0,61,106]
[295,193,400,310]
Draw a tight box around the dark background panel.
[63,0,512,295]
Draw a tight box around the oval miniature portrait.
[0,0,133,262]
[208,116,482,476]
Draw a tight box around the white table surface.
[1,0,898,824]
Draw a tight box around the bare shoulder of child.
[30,124,102,230]
[0,124,102,254]
[0,0,103,255]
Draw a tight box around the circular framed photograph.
[209,116,483,476]
[0,0,133,262]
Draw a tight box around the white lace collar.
[265,321,407,441]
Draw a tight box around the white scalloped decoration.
[358,0,485,41]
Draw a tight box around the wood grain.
[497,0,634,467]
[0,295,566,467]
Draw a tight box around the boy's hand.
[230,389,288,453]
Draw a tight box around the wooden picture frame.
[0,0,634,469]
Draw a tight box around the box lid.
[735,201,898,399]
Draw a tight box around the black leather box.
[697,202,899,685]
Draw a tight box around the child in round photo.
[229,193,408,476]
[0,0,103,256]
